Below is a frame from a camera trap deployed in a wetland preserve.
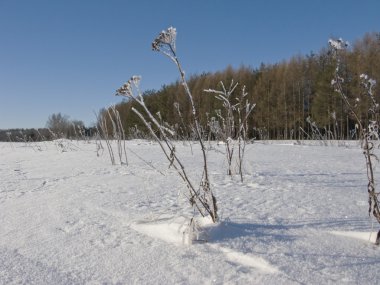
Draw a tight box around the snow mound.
[131,216,193,245]
[330,231,378,244]
[132,216,279,274]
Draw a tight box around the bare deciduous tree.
[46,113,71,138]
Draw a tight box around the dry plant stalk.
[95,111,115,165]
[236,85,254,182]
[116,27,218,223]
[205,81,238,176]
[329,38,380,245]
[108,106,128,165]
[204,81,255,182]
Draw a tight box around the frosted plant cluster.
[328,37,380,244]
[360,74,377,96]
[152,26,177,53]
[328,38,349,50]
[115,27,219,224]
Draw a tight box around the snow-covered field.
[1,140,379,284]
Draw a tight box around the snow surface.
[1,140,380,284]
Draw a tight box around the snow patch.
[131,216,193,245]
[213,245,279,274]
[330,231,378,244]
[132,216,279,274]
[1,140,379,283]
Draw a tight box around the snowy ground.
[1,139,379,284]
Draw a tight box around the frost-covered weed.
[116,27,218,224]
[329,38,380,245]
[305,116,327,145]
[204,80,255,181]
[94,112,115,164]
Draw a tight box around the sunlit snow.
[1,140,379,284]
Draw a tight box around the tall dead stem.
[329,38,380,244]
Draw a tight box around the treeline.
[0,127,96,142]
[0,128,52,142]
[0,113,96,142]
[103,32,379,140]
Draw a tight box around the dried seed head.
[152,26,177,52]
[328,38,349,51]
[115,75,142,97]
[116,81,133,97]
[131,75,141,87]
[360,73,377,95]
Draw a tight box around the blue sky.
[0,0,379,129]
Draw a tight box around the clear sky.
[0,0,379,129]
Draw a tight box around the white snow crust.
[1,140,380,284]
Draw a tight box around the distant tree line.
[0,128,52,142]
[99,32,380,140]
[0,113,95,142]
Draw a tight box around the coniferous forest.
[99,32,379,140]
